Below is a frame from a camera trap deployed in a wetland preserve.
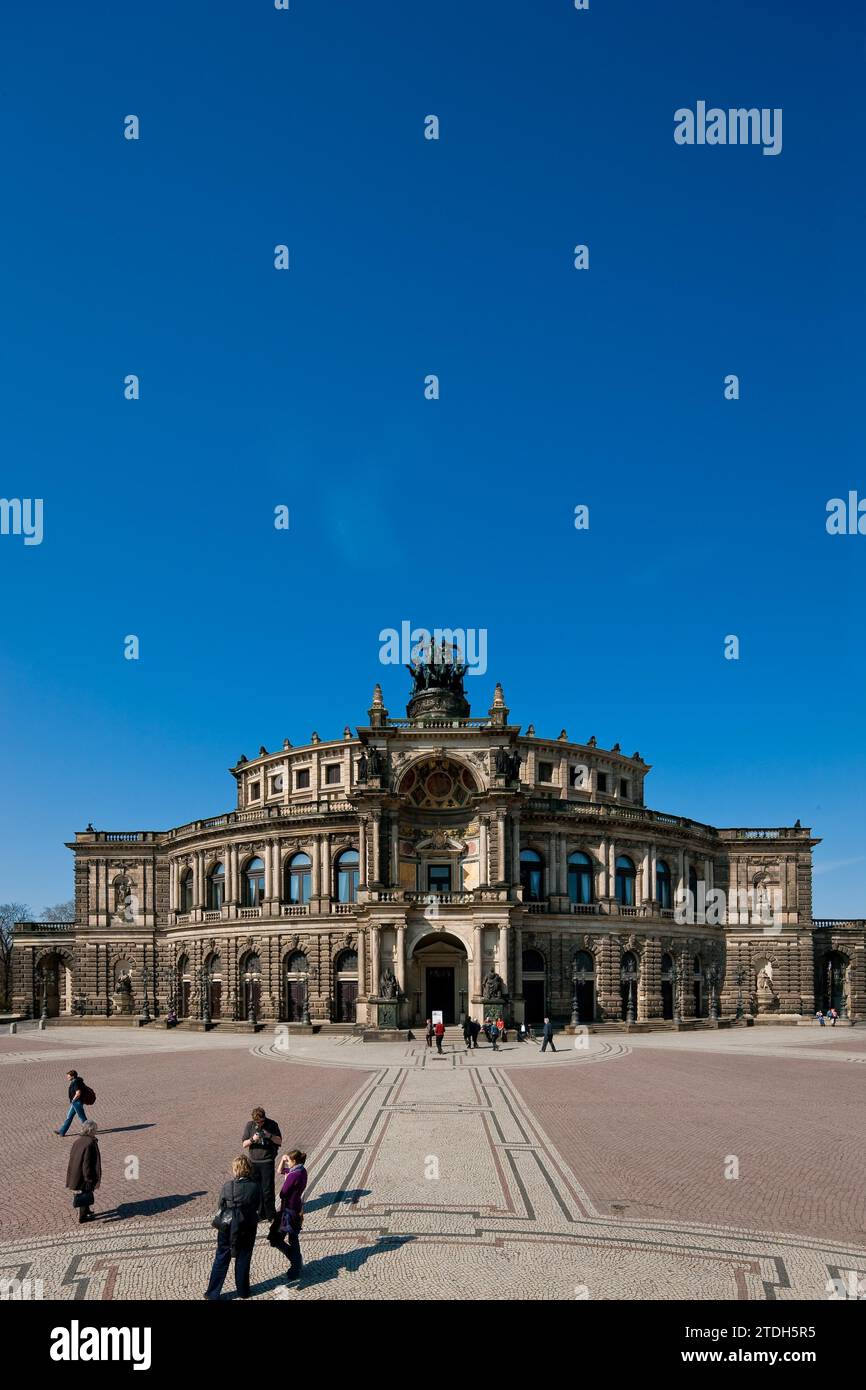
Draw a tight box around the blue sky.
[1,0,864,914]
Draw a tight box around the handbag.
[211,1180,238,1231]
[73,1190,94,1209]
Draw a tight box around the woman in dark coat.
[204,1155,260,1300]
[270,1150,308,1284]
[65,1121,101,1223]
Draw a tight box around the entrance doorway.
[426,966,455,1024]
[523,978,545,1025]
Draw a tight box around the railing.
[14,921,74,934]
[203,911,221,923]
[332,903,355,915]
[812,918,865,930]
[521,800,718,838]
[525,902,549,914]
[404,891,475,906]
[386,717,492,730]
[281,904,310,917]
[239,907,261,919]
[568,902,600,915]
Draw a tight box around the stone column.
[547,832,557,898]
[499,924,510,993]
[320,834,331,903]
[370,924,380,995]
[513,924,523,997]
[169,859,178,911]
[390,814,399,888]
[558,833,568,894]
[311,835,321,898]
[650,844,658,903]
[678,847,686,905]
[473,924,483,995]
[395,923,406,994]
[641,847,651,903]
[357,928,367,999]
[272,840,282,903]
[479,818,489,886]
[497,815,506,883]
[195,851,206,909]
[229,844,239,905]
[608,840,616,901]
[371,814,381,886]
[599,839,608,898]
[358,817,367,886]
[511,815,521,884]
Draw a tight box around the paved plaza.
[2,1023,865,1301]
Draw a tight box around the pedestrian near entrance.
[66,1121,101,1223]
[485,1016,498,1051]
[815,1010,825,1026]
[495,1015,505,1043]
[205,1155,260,1300]
[469,1017,480,1049]
[829,1007,839,1026]
[519,1022,528,1043]
[463,1015,473,1049]
[241,1107,282,1221]
[56,1069,93,1136]
[425,1019,433,1048]
[270,1150,308,1285]
[540,1017,557,1052]
[434,1019,445,1054]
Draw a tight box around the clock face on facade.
[400,759,478,809]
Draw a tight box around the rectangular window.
[427,864,452,894]
[269,774,284,796]
[620,778,629,798]
[295,768,310,790]
[324,764,342,785]
[538,761,554,783]
[249,781,260,801]
[597,772,608,793]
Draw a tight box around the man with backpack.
[56,1069,95,1135]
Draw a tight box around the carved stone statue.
[757,967,773,992]
[482,970,505,1002]
[113,970,134,1015]
[357,752,368,783]
[379,967,398,1000]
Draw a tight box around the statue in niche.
[112,878,137,923]
[379,967,398,1000]
[482,970,505,1002]
[113,970,134,1014]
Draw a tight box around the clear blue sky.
[1,0,864,915]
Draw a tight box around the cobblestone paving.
[2,1025,865,1301]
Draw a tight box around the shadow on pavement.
[95,1124,156,1134]
[96,1191,207,1221]
[246,1235,416,1297]
[303,1189,371,1212]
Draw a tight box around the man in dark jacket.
[241,1107,282,1221]
[205,1156,261,1300]
[56,1069,89,1136]
[66,1121,101,1222]
[541,1016,557,1052]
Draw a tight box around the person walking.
[462,1015,473,1050]
[56,1069,92,1136]
[241,1107,282,1222]
[65,1120,101,1223]
[540,1017,557,1052]
[495,1015,506,1044]
[270,1150,308,1285]
[204,1155,260,1300]
[828,1007,839,1026]
[519,1021,528,1043]
[425,1019,433,1049]
[469,1017,480,1049]
[485,1016,498,1051]
[434,1019,445,1054]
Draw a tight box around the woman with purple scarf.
[270,1149,307,1284]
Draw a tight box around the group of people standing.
[56,1070,309,1300]
[207,1107,307,1300]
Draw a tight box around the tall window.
[324,764,342,785]
[520,849,543,902]
[336,848,359,903]
[242,857,266,907]
[180,868,194,913]
[597,772,609,793]
[286,852,311,904]
[207,862,225,910]
[656,859,672,908]
[567,851,594,905]
[427,864,451,894]
[615,855,636,906]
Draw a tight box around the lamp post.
[625,975,636,1024]
[735,965,745,1021]
[708,964,719,1021]
[141,949,151,1024]
[202,966,211,1026]
[301,972,311,1026]
[40,971,48,1023]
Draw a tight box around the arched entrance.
[37,952,73,1017]
[284,951,309,1022]
[176,954,192,1018]
[522,948,547,1024]
[822,952,848,1015]
[661,953,673,1020]
[572,950,595,1023]
[334,950,358,1022]
[240,951,261,1020]
[204,953,222,1019]
[410,932,469,1027]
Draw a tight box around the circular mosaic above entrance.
[399,759,479,808]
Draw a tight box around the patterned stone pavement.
[2,1024,865,1301]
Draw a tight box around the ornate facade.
[11,661,866,1029]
